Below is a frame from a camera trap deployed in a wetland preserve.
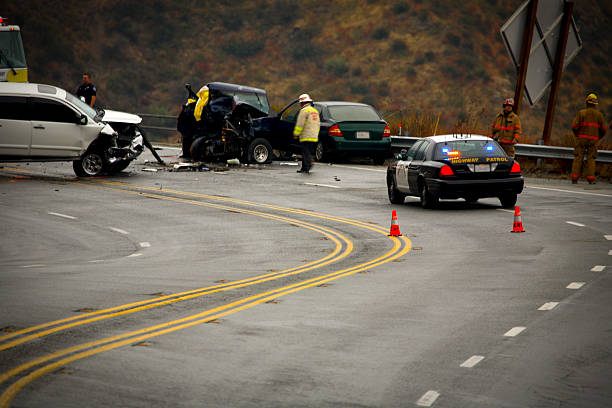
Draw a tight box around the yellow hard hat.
[586,93,598,104]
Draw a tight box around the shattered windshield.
[65,92,99,122]
[232,92,270,114]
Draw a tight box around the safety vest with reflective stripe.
[572,107,606,141]
[490,111,521,144]
[293,105,320,142]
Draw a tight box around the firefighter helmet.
[586,93,598,105]
[298,93,313,103]
[503,98,515,107]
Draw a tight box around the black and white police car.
[387,134,524,208]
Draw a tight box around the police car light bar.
[0,17,7,25]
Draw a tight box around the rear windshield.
[0,31,27,69]
[433,139,506,161]
[327,105,381,121]
[214,91,270,114]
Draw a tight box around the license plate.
[475,164,491,172]
[355,131,369,139]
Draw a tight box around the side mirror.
[79,114,87,125]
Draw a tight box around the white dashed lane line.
[504,327,526,337]
[139,242,151,248]
[496,208,515,213]
[538,302,559,311]
[303,182,341,189]
[88,260,105,263]
[609,250,612,256]
[565,221,585,227]
[566,282,585,289]
[127,253,142,258]
[416,390,440,407]
[109,227,130,235]
[605,235,612,241]
[590,265,606,272]
[460,355,485,368]
[48,212,77,220]
[20,264,45,268]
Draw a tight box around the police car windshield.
[433,140,506,161]
[327,105,381,121]
[65,92,99,121]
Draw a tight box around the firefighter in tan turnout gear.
[293,93,320,173]
[570,93,607,184]
[490,98,522,158]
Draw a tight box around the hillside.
[5,0,611,146]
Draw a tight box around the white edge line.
[327,164,386,173]
[590,265,606,272]
[303,182,341,189]
[48,212,77,220]
[109,227,130,235]
[504,326,526,337]
[566,282,585,289]
[566,221,585,227]
[527,185,612,198]
[538,301,559,311]
[460,355,485,368]
[416,390,440,407]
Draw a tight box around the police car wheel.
[248,138,273,164]
[420,183,439,209]
[387,177,406,204]
[499,193,517,209]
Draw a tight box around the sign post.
[541,1,574,145]
[513,0,539,115]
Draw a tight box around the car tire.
[314,141,327,162]
[387,177,406,204]
[420,182,439,209]
[73,150,108,177]
[499,193,517,209]
[248,138,273,164]
[190,137,207,161]
[108,160,131,174]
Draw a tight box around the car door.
[29,97,87,158]
[395,140,423,191]
[0,95,31,157]
[407,140,430,193]
[274,99,301,150]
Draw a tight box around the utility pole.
[513,0,538,115]
[541,1,574,145]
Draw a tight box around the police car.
[387,134,524,208]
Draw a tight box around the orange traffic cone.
[511,206,525,233]
[388,210,402,236]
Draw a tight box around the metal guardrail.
[390,136,612,164]
[135,114,612,164]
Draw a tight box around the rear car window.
[213,91,270,114]
[0,95,28,120]
[433,140,506,161]
[327,105,381,121]
[30,98,78,123]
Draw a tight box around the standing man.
[570,93,607,184]
[76,73,97,107]
[490,98,522,158]
[293,93,320,173]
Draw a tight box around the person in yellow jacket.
[490,98,522,158]
[293,93,320,173]
[570,93,607,184]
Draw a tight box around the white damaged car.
[0,82,145,176]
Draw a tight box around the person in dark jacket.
[76,73,97,107]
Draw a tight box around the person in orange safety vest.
[570,93,607,184]
[490,98,522,158]
[293,93,320,174]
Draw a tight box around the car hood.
[103,109,142,124]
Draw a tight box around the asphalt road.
[1,148,611,408]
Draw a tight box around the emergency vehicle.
[0,16,28,82]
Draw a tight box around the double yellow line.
[0,176,410,407]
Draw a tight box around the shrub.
[445,33,461,47]
[350,83,369,94]
[392,2,409,14]
[372,27,390,40]
[390,39,408,54]
[222,38,265,58]
[324,56,349,76]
